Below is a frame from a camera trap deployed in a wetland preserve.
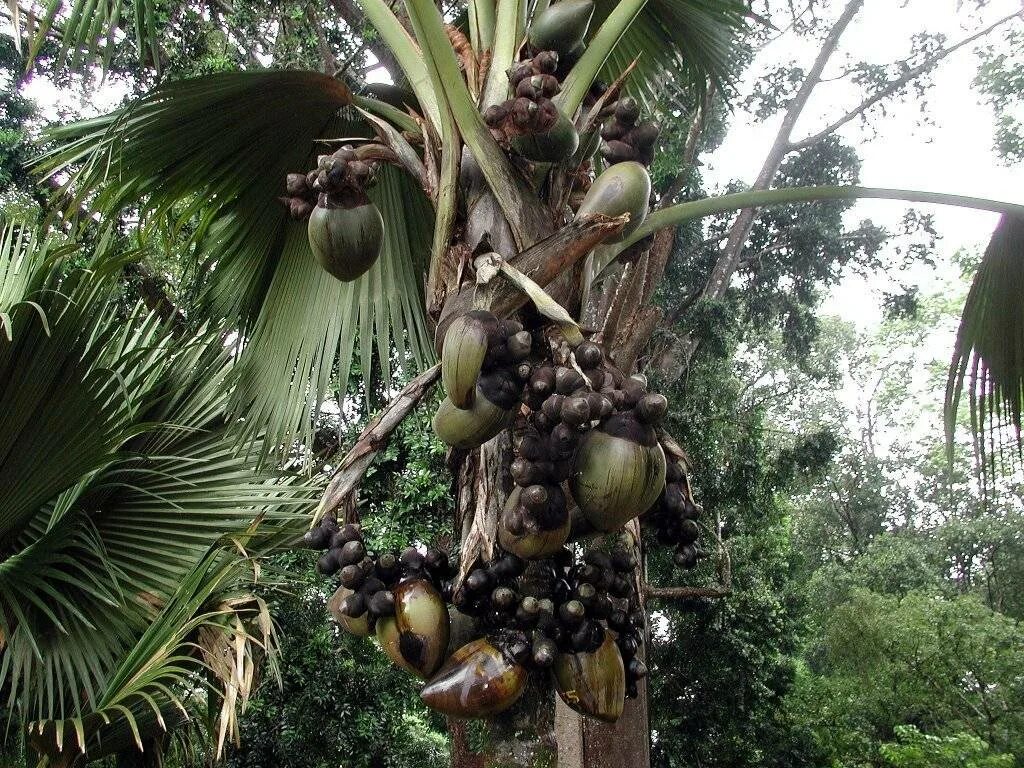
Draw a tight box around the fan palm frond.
[0,220,316,764]
[591,0,746,106]
[36,71,436,461]
[945,215,1024,484]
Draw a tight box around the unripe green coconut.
[528,0,595,56]
[308,199,384,281]
[575,161,651,243]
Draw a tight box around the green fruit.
[441,311,494,409]
[421,638,528,718]
[570,416,666,531]
[554,630,625,723]
[308,200,384,282]
[432,388,514,449]
[575,161,651,243]
[528,0,595,56]
[498,487,571,559]
[512,109,580,163]
[375,579,450,678]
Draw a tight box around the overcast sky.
[708,0,1022,330]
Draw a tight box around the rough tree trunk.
[444,162,653,764]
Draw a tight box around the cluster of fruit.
[432,312,534,449]
[599,97,660,167]
[483,51,578,163]
[283,144,386,283]
[309,520,650,723]
[309,521,457,678]
[645,460,706,570]
[434,316,669,538]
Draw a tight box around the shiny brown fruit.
[554,630,626,723]
[375,579,450,678]
[420,638,528,719]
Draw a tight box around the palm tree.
[0,221,315,766]
[9,0,1024,765]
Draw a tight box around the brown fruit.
[375,579,450,678]
[554,630,626,723]
[420,638,528,718]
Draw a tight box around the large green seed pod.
[441,311,494,409]
[569,415,666,531]
[432,382,515,449]
[498,487,571,560]
[554,630,626,723]
[528,0,595,56]
[512,109,580,163]
[327,586,371,637]
[375,579,450,678]
[308,199,384,282]
[421,638,528,718]
[575,161,651,243]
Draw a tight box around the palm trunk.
[442,173,654,764]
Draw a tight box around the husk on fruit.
[308,199,384,282]
[511,108,580,163]
[554,630,626,723]
[570,426,666,531]
[432,388,514,449]
[498,487,571,559]
[441,312,491,409]
[420,638,528,718]
[327,586,371,637]
[375,579,450,678]
[528,0,595,56]
[574,161,651,243]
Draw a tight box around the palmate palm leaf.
[589,0,746,105]
[945,215,1024,484]
[0,221,316,764]
[36,71,435,461]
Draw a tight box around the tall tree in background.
[2,0,1023,766]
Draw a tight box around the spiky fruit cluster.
[600,97,660,167]
[644,460,707,570]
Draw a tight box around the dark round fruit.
[400,546,425,571]
[635,393,668,425]
[339,540,366,567]
[492,587,518,610]
[317,550,341,575]
[559,599,585,627]
[339,564,365,590]
[465,568,493,593]
[561,396,591,427]
[575,341,603,370]
[368,590,396,617]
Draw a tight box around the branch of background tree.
[787,10,1023,152]
[313,363,442,525]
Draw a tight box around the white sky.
[706,0,1022,331]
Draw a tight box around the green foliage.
[881,726,1015,768]
[975,27,1024,165]
[0,220,315,763]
